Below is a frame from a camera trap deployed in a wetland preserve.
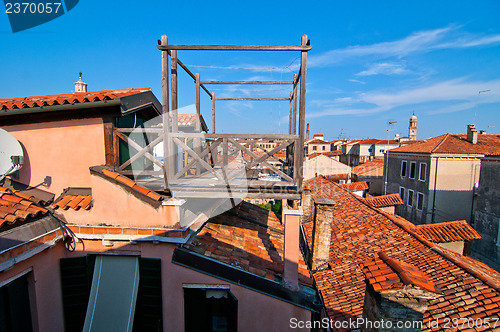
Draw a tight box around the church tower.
[409,113,417,141]
[74,72,87,92]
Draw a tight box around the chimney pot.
[282,205,303,291]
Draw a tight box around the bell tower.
[74,72,87,93]
[409,113,417,141]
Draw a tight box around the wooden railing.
[113,128,300,189]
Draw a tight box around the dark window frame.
[417,192,424,211]
[408,189,414,207]
[419,163,427,182]
[401,160,407,177]
[409,161,417,179]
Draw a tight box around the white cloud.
[308,25,500,68]
[308,78,500,118]
[349,79,366,84]
[356,62,409,76]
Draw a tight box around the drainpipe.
[431,157,439,223]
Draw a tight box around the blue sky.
[1,0,499,140]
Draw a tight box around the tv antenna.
[0,128,24,182]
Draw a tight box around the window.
[184,287,238,332]
[409,161,417,179]
[380,147,385,153]
[322,146,326,150]
[419,163,427,181]
[401,161,407,177]
[0,273,33,332]
[407,190,414,207]
[417,192,424,211]
[312,146,317,151]
[399,187,405,201]
[60,255,162,332]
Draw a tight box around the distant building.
[340,139,399,166]
[305,134,331,156]
[409,113,418,141]
[303,152,350,180]
[471,156,500,271]
[352,159,385,195]
[385,125,500,225]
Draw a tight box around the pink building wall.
[4,118,107,196]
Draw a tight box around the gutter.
[0,99,121,117]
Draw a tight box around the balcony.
[112,35,311,200]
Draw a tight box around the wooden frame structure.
[113,35,310,199]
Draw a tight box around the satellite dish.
[0,128,24,178]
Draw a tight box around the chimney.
[467,124,478,144]
[74,72,87,93]
[311,198,334,271]
[282,204,303,291]
[360,252,438,332]
[301,189,314,224]
[480,130,487,134]
[306,123,310,141]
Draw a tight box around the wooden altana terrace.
[113,35,311,199]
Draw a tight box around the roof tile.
[364,194,404,208]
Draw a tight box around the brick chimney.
[301,189,314,224]
[311,198,334,270]
[360,252,438,332]
[282,204,303,291]
[306,123,310,141]
[467,124,478,144]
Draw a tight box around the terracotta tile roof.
[0,191,49,228]
[361,251,437,293]
[339,181,368,191]
[390,133,500,156]
[90,166,163,202]
[306,139,329,145]
[414,220,481,243]
[302,176,500,330]
[308,150,343,159]
[186,201,313,286]
[52,188,93,211]
[324,173,350,183]
[0,88,150,111]
[364,193,404,208]
[357,138,399,145]
[352,159,385,176]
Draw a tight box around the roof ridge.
[431,133,451,153]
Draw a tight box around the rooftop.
[390,133,500,156]
[352,159,385,176]
[339,181,369,191]
[413,220,481,243]
[303,176,500,330]
[364,193,404,208]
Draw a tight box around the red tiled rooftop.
[352,159,385,176]
[390,133,500,156]
[339,181,368,191]
[364,193,404,208]
[414,220,481,243]
[186,201,313,286]
[0,88,150,111]
[97,168,163,201]
[306,139,329,145]
[323,173,350,183]
[52,195,92,211]
[357,138,399,145]
[361,251,436,293]
[302,176,500,330]
[0,191,49,228]
[308,150,343,159]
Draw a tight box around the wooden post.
[212,92,215,134]
[297,35,308,189]
[171,50,178,174]
[292,73,298,135]
[171,50,178,133]
[195,73,202,175]
[288,91,293,135]
[161,35,172,187]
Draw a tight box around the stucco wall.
[4,118,106,196]
[303,155,351,180]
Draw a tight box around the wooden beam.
[173,139,222,180]
[170,133,299,139]
[288,91,293,135]
[157,44,312,51]
[118,134,164,171]
[292,73,298,135]
[200,81,293,85]
[211,92,215,134]
[214,97,290,101]
[297,34,308,189]
[161,35,172,187]
[170,50,178,134]
[115,132,164,169]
